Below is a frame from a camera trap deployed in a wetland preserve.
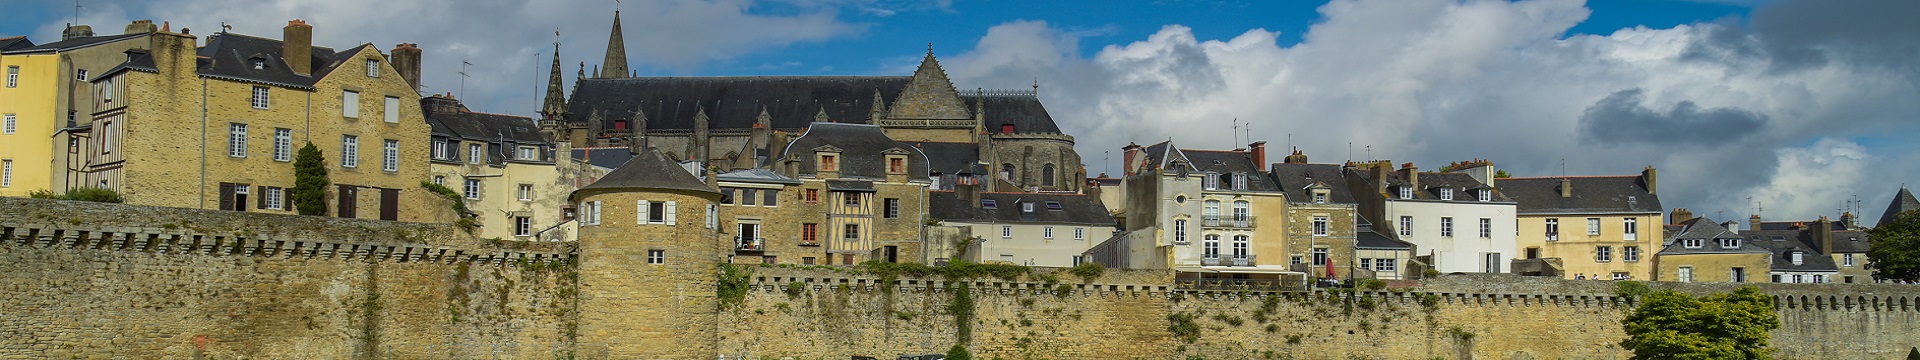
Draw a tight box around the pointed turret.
[600,11,629,79]
[540,39,569,130]
[888,44,971,120]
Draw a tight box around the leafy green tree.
[1621,287,1778,360]
[1869,210,1920,282]
[291,143,331,216]
[1494,170,1512,178]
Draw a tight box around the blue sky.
[3,0,1915,225]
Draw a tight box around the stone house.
[930,184,1117,267]
[713,167,812,265]
[1270,150,1383,279]
[1498,170,1662,279]
[1653,217,1770,283]
[772,122,931,265]
[1346,160,1517,274]
[2,22,156,197]
[425,94,596,241]
[70,21,439,221]
[1099,140,1298,281]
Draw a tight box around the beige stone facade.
[1654,253,1771,283]
[573,187,726,358]
[1517,213,1663,279]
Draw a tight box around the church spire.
[600,10,629,79]
[540,33,569,123]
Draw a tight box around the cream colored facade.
[956,220,1116,267]
[428,156,592,241]
[76,29,440,222]
[0,30,152,196]
[1517,213,1662,280]
[1654,253,1770,283]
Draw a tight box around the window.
[1042,164,1056,187]
[647,250,665,265]
[981,199,996,209]
[5,66,16,87]
[1002,226,1013,239]
[1204,173,1219,190]
[889,157,906,173]
[844,224,860,240]
[1399,186,1413,199]
[1586,218,1600,235]
[463,179,481,200]
[1314,193,1327,204]
[583,201,602,225]
[1360,258,1373,270]
[1790,251,1803,265]
[1719,238,1741,249]
[1075,227,1085,241]
[706,204,718,229]
[1545,218,1559,241]
[1312,248,1328,266]
[763,189,778,206]
[384,96,400,123]
[1202,235,1220,259]
[1440,217,1454,237]
[641,200,670,224]
[273,128,292,161]
[1730,267,1746,283]
[432,140,448,159]
[1044,226,1054,239]
[432,176,445,185]
[819,154,837,171]
[1232,235,1249,258]
[1844,253,1855,267]
[1684,238,1703,248]
[251,86,270,109]
[264,186,284,210]
[365,59,380,77]
[805,189,819,204]
[1439,188,1453,200]
[1813,275,1825,283]
[342,91,360,118]
[340,135,359,168]
[1203,200,1220,224]
[1001,163,1014,181]
[1174,219,1188,244]
[514,216,531,236]
[228,123,248,157]
[517,184,533,201]
[2,114,13,134]
[382,140,399,172]
[1623,218,1638,240]
[1623,246,1640,262]
[1479,218,1492,238]
[517,146,537,161]
[1232,201,1250,225]
[802,223,819,245]
[1612,272,1630,280]
[1478,189,1491,202]
[1677,266,1693,283]
[1313,216,1329,236]
[1400,216,1413,236]
[1484,253,1502,273]
[1,159,10,188]
[1595,246,1612,262]
[1045,201,1063,210]
[468,144,483,164]
[100,121,114,153]
[844,193,860,206]
[1375,258,1397,272]
[803,257,816,265]
[884,198,900,219]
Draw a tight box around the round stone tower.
[571,148,725,358]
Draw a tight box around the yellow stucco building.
[0,24,154,196]
[1499,170,1663,280]
[1653,217,1771,283]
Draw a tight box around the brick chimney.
[1641,166,1658,194]
[1121,143,1142,176]
[1559,178,1572,198]
[283,20,313,75]
[125,20,157,34]
[1671,208,1693,225]
[1749,214,1761,232]
[1247,141,1267,167]
[1398,163,1419,192]
[390,43,422,93]
[1813,216,1835,254]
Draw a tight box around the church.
[537,11,1084,194]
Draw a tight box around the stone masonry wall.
[0,197,576,359]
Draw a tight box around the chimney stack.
[1749,214,1762,232]
[125,20,157,35]
[1814,216,1835,254]
[1559,178,1572,198]
[63,24,95,40]
[1399,163,1419,192]
[1121,143,1142,176]
[1372,161,1391,194]
[957,182,982,207]
[1284,148,1308,164]
[390,43,422,93]
[1671,208,1693,225]
[1641,166,1658,194]
[283,20,313,75]
[1248,141,1267,167]
[1840,212,1857,228]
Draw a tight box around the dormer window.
[1440,188,1454,201]
[982,199,997,209]
[1684,238,1703,248]
[1719,238,1741,249]
[819,154,837,172]
[1790,251,1803,265]
[887,155,906,174]
[1399,186,1413,199]
[250,57,266,70]
[1232,173,1247,191]
[1478,189,1491,202]
[1204,173,1220,190]
[1313,192,1327,204]
[1022,202,1034,213]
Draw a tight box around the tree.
[1868,210,1920,282]
[1494,170,1512,178]
[944,344,972,360]
[291,143,331,216]
[1620,287,1778,360]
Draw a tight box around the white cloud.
[941,0,1920,223]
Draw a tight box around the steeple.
[540,34,569,125]
[600,11,629,79]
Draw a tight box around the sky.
[3,0,1916,226]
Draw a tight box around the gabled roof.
[1498,176,1660,214]
[1179,149,1279,191]
[2,32,142,54]
[575,148,715,196]
[1269,163,1357,204]
[424,96,548,145]
[0,36,33,52]
[1740,229,1840,272]
[1351,170,1510,203]
[1880,187,1920,227]
[1660,217,1769,255]
[929,191,1115,226]
[193,32,353,89]
[779,123,930,181]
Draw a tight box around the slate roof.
[565,77,1066,135]
[1180,150,1280,191]
[1498,176,1660,214]
[905,141,985,175]
[779,123,930,181]
[1269,163,1357,204]
[0,36,32,52]
[575,148,715,196]
[1355,215,1413,250]
[1659,218,1770,255]
[572,147,638,170]
[1350,170,1510,203]
[1741,229,1840,272]
[425,98,547,144]
[825,180,877,192]
[716,168,802,185]
[1830,230,1871,253]
[2,32,142,54]
[193,32,367,90]
[928,191,1115,226]
[1880,187,1920,227]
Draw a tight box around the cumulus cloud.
[940,0,1920,224]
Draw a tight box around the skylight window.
[981,199,997,209]
[1045,201,1063,210]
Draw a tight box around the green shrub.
[1069,262,1106,282]
[291,143,330,216]
[1360,278,1388,291]
[31,187,124,203]
[784,282,806,298]
[945,345,972,360]
[1615,280,1651,299]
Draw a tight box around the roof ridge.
[1502,175,1638,180]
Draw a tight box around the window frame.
[1,159,10,188]
[517,183,534,201]
[340,135,359,168]
[646,249,665,265]
[1478,218,1492,238]
[468,143,483,164]
[1586,218,1601,235]
[1002,225,1013,239]
[1439,187,1453,201]
[251,86,270,109]
[1399,216,1413,236]
[228,123,248,158]
[1440,217,1454,237]
[2,113,13,134]
[384,96,400,123]
[1202,234,1220,259]
[1623,218,1639,240]
[1044,226,1054,240]
[463,178,481,200]
[517,146,538,161]
[5,66,16,87]
[341,90,360,118]
[514,216,532,237]
[1173,219,1188,244]
[1623,246,1640,262]
[1595,246,1612,262]
[1545,218,1560,241]
[365,59,380,77]
[1074,227,1085,241]
[1313,216,1329,237]
[273,128,293,161]
[381,139,399,172]
[1399,186,1413,199]
[1477,189,1490,202]
[884,198,900,219]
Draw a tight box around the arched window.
[1001,163,1015,181]
[1232,235,1250,258]
[1041,164,1056,187]
[1203,235,1221,259]
[1232,200,1251,226]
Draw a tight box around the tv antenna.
[458,59,473,100]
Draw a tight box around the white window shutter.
[706,204,717,229]
[590,201,602,225]
[666,201,678,225]
[639,200,651,224]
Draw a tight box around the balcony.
[1200,255,1257,267]
[735,237,765,252]
[1200,215,1256,229]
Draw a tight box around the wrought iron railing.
[1200,215,1256,228]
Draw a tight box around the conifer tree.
[291,143,331,216]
